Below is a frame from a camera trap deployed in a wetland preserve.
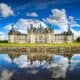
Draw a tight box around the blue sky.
[0,0,80,40]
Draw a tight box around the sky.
[0,0,80,40]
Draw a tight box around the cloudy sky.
[0,0,80,40]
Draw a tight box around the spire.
[30,23,33,27]
[30,23,33,29]
[27,26,29,33]
[11,24,14,30]
[40,23,41,28]
[8,24,16,35]
[51,24,54,33]
[29,23,34,33]
[68,23,70,28]
[10,24,16,32]
[68,24,71,31]
[67,24,72,35]
[39,23,43,29]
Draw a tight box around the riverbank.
[0,45,80,59]
[0,43,80,60]
[0,43,80,47]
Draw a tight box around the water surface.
[0,53,80,80]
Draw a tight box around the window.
[38,35,44,43]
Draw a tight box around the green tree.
[75,37,80,42]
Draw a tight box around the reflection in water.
[0,54,12,63]
[48,55,69,79]
[0,69,13,80]
[13,55,31,68]
[0,53,80,80]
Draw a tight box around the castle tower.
[27,23,36,43]
[8,24,16,43]
[40,23,43,29]
[46,25,54,43]
[8,24,15,34]
[67,24,73,35]
[66,24,74,43]
[29,23,34,33]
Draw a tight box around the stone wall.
[0,46,80,54]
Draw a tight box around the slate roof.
[8,27,26,35]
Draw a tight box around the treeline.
[0,40,8,43]
[75,37,80,42]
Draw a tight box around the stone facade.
[8,24,74,43]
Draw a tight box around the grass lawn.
[0,43,80,47]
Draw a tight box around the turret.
[8,24,16,43]
[8,24,16,35]
[29,23,34,33]
[67,24,73,35]
[40,23,44,29]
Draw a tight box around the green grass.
[0,43,80,47]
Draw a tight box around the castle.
[8,24,74,43]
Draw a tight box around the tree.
[75,37,80,42]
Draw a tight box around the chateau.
[8,24,74,43]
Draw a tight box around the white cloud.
[13,55,30,68]
[18,29,27,34]
[4,19,47,35]
[0,69,13,80]
[26,12,38,17]
[16,18,30,28]
[16,19,33,33]
[71,24,80,27]
[4,24,16,30]
[16,18,47,33]
[0,3,14,17]
[0,31,8,40]
[0,54,12,63]
[71,29,80,39]
[43,9,80,39]
[68,16,80,39]
[69,16,80,27]
[43,9,68,31]
[71,54,80,63]
[69,16,77,24]
[0,31,4,35]
[48,55,69,79]
[54,29,63,34]
[70,54,80,70]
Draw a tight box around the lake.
[0,53,80,80]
